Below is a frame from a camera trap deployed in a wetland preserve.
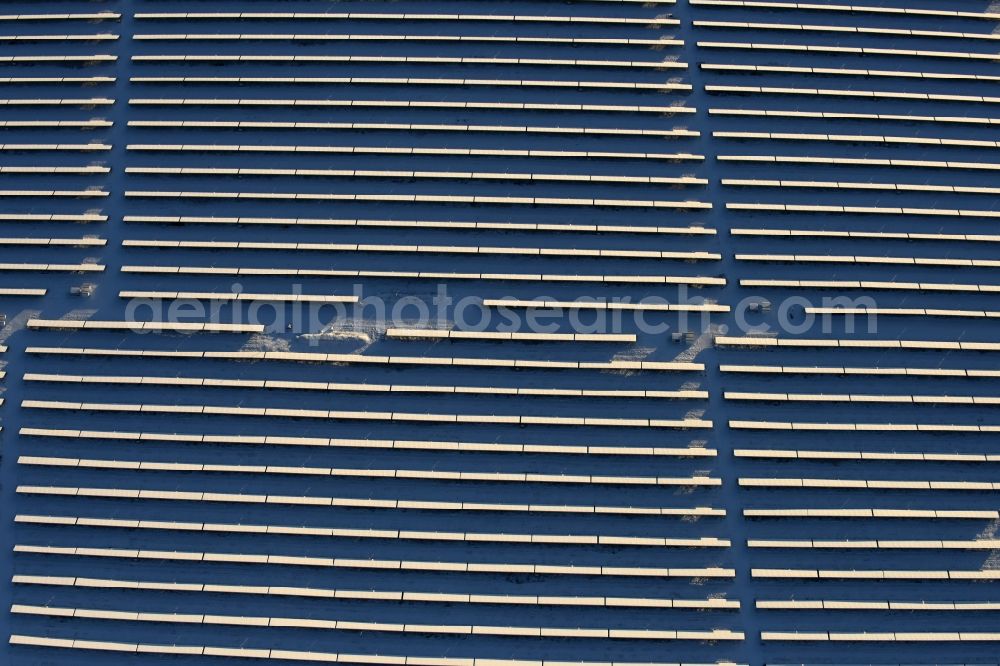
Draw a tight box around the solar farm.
[1,1,999,664]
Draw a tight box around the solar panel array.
[1,1,998,664]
